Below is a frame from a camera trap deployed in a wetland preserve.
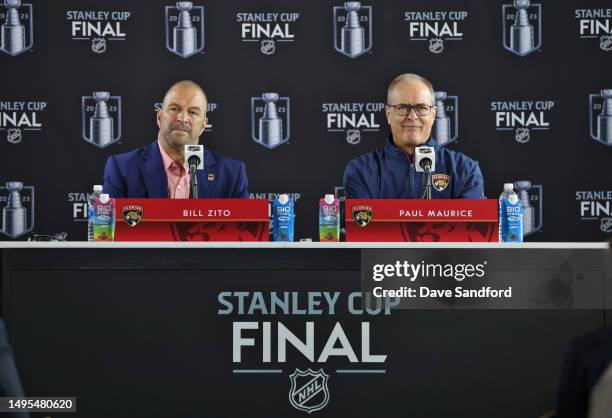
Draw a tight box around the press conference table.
[0,242,610,418]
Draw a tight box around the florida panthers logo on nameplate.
[352,204,373,227]
[289,368,330,413]
[122,205,143,227]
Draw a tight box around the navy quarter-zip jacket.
[342,136,485,199]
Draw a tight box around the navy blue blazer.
[103,142,249,198]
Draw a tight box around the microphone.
[184,144,204,174]
[415,145,436,199]
[184,145,204,199]
[415,145,436,173]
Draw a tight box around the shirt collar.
[157,139,182,170]
[384,134,438,160]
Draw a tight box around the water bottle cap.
[93,185,103,192]
[503,183,514,191]
[324,194,335,204]
[99,194,110,204]
[278,194,289,204]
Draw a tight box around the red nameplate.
[346,199,499,242]
[114,199,269,242]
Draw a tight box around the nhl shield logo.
[515,127,530,143]
[429,38,444,54]
[0,1,34,56]
[600,36,612,52]
[122,205,143,227]
[91,38,106,54]
[0,182,35,239]
[289,369,330,413]
[352,204,373,227]
[502,1,542,56]
[260,39,275,55]
[601,218,612,233]
[251,93,291,149]
[346,129,361,145]
[333,3,373,59]
[432,174,450,192]
[81,92,122,148]
[7,128,22,144]
[165,2,205,58]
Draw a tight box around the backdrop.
[0,0,611,241]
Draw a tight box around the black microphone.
[415,146,436,199]
[184,145,204,174]
[187,155,201,174]
[184,145,204,198]
[415,146,435,173]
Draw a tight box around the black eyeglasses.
[28,232,68,242]
[387,104,436,116]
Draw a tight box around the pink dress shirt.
[158,140,191,199]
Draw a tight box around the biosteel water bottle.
[319,194,340,242]
[499,183,523,242]
[93,193,115,241]
[272,194,294,242]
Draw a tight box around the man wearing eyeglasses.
[342,73,484,199]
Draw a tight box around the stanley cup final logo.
[81,92,122,148]
[431,91,458,146]
[589,89,612,146]
[165,2,204,58]
[251,93,291,149]
[502,0,542,56]
[333,2,372,58]
[0,0,33,56]
[514,180,543,237]
[0,181,34,239]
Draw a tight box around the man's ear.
[156,110,162,129]
[385,106,393,126]
[201,117,208,135]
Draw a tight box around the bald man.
[342,73,484,199]
[103,80,249,198]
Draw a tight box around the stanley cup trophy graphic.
[258,93,283,149]
[88,92,114,148]
[1,0,26,55]
[433,91,451,146]
[173,2,197,57]
[510,0,534,55]
[597,89,612,145]
[341,2,365,58]
[2,182,27,238]
[515,181,535,236]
